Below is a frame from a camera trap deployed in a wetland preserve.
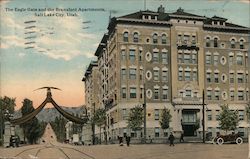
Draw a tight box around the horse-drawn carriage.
[212,132,243,145]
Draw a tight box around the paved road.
[0,142,248,159]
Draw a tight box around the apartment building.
[83,6,250,143]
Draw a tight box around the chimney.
[158,5,165,13]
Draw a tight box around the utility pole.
[143,83,147,143]
[202,90,205,143]
[92,103,96,145]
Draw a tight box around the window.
[131,130,137,138]
[178,70,183,81]
[214,37,218,47]
[154,109,159,120]
[229,73,234,83]
[121,50,126,60]
[185,71,191,81]
[231,39,236,48]
[193,71,197,81]
[122,108,128,120]
[240,39,244,49]
[121,69,126,80]
[139,69,143,80]
[192,54,197,64]
[153,70,159,81]
[184,54,191,64]
[215,90,220,100]
[139,50,142,61]
[238,90,244,100]
[140,88,143,99]
[130,87,136,98]
[129,49,136,62]
[133,32,139,43]
[178,53,183,63]
[230,90,234,101]
[239,110,244,120]
[177,34,182,43]
[162,70,168,81]
[163,129,168,137]
[206,55,211,64]
[237,73,244,83]
[162,52,168,64]
[183,35,189,45]
[162,34,167,44]
[238,127,244,137]
[155,127,160,137]
[216,110,220,121]
[229,55,234,65]
[122,88,126,98]
[153,33,158,44]
[162,89,168,100]
[207,90,212,100]
[214,55,219,65]
[153,52,159,62]
[236,55,243,65]
[129,68,136,80]
[214,73,219,83]
[154,88,159,100]
[207,110,212,121]
[123,32,128,42]
[191,35,196,45]
[206,72,211,83]
[186,90,191,98]
[206,37,211,47]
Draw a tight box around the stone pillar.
[3,122,11,147]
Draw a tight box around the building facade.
[83,6,250,143]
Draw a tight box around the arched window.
[214,37,218,48]
[133,32,139,43]
[230,39,236,48]
[153,33,158,44]
[123,32,128,42]
[206,37,211,47]
[161,34,167,44]
[240,39,244,49]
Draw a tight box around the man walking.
[180,132,184,143]
[168,132,175,146]
[125,135,131,147]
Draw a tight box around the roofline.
[168,14,206,20]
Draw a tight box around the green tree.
[92,108,106,144]
[127,106,143,138]
[20,98,43,144]
[218,104,239,134]
[51,116,67,142]
[160,108,172,131]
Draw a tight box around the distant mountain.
[14,106,86,122]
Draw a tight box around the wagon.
[213,133,243,145]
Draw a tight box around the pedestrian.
[125,135,131,147]
[180,132,184,143]
[118,136,123,146]
[168,132,175,146]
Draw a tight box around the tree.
[218,104,239,134]
[246,105,250,158]
[127,106,143,138]
[92,108,106,144]
[160,108,172,131]
[20,98,44,144]
[51,116,67,142]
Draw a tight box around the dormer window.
[231,39,236,49]
[133,32,139,43]
[123,32,128,42]
[240,39,244,49]
[206,37,211,47]
[214,37,218,48]
[153,33,158,44]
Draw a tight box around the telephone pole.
[143,83,147,143]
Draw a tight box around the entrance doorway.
[182,110,199,137]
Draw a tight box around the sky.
[0,0,249,109]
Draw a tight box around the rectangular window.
[162,70,168,81]
[215,90,220,100]
[153,70,159,81]
[121,69,126,80]
[186,90,191,98]
[230,73,234,83]
[178,70,183,81]
[237,55,243,65]
[130,87,136,98]
[154,109,159,120]
[129,49,136,62]
[206,55,211,65]
[229,56,234,65]
[163,129,168,137]
[214,73,219,83]
[193,71,197,81]
[184,54,191,64]
[178,53,183,63]
[191,36,196,45]
[162,53,168,64]
[122,88,126,98]
[154,88,159,100]
[207,110,212,121]
[183,35,189,45]
[237,73,244,83]
[207,90,212,100]
[239,110,244,120]
[185,71,191,81]
[129,68,136,80]
[155,127,160,137]
[122,108,128,120]
[139,50,142,61]
[206,72,211,83]
[153,52,159,62]
[214,55,219,65]
[192,54,197,64]
[162,89,168,100]
[230,91,234,101]
[238,90,244,100]
[121,50,126,60]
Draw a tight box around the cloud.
[239,0,250,3]
[0,42,9,49]
[0,35,26,48]
[18,52,26,57]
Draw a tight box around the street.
[0,142,248,159]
